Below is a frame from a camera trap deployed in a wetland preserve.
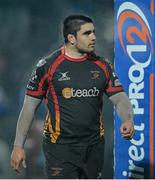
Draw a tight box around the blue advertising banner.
[114,0,155,179]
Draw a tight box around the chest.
[51,60,107,91]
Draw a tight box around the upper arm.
[109,92,128,105]
[23,95,42,111]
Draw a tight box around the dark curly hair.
[63,14,94,43]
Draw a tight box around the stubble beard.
[77,46,95,55]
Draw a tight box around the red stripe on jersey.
[93,60,109,79]
[61,46,65,54]
[47,54,65,142]
[106,86,124,92]
[106,79,124,92]
[38,73,48,93]
[26,89,45,96]
[63,54,88,62]
[61,46,88,62]
[48,54,65,79]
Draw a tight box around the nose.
[90,32,96,41]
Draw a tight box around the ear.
[67,34,76,45]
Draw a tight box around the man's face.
[74,23,96,53]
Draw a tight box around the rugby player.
[10,14,134,179]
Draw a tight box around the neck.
[64,44,87,59]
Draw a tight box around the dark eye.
[83,31,92,35]
[83,30,95,36]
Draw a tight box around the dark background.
[0,0,114,178]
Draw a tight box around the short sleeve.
[105,62,124,97]
[26,59,48,99]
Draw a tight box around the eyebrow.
[83,29,95,35]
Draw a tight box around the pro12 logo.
[117,2,153,68]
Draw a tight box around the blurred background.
[0,0,114,178]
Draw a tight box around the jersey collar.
[61,46,88,62]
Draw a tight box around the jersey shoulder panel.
[42,48,62,70]
[26,48,62,98]
[89,53,112,67]
[89,53,124,97]
[89,53,112,79]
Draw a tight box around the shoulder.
[45,48,62,63]
[35,48,62,70]
[89,53,113,69]
[43,48,62,66]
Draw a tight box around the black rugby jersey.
[26,47,124,145]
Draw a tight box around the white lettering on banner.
[129,82,144,99]
[130,123,145,146]
[128,124,145,162]
[122,170,144,179]
[117,1,153,179]
[129,159,144,172]
[127,41,149,178]
[129,146,144,162]
[122,123,145,178]
[122,158,144,179]
[127,45,152,68]
[128,64,144,83]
